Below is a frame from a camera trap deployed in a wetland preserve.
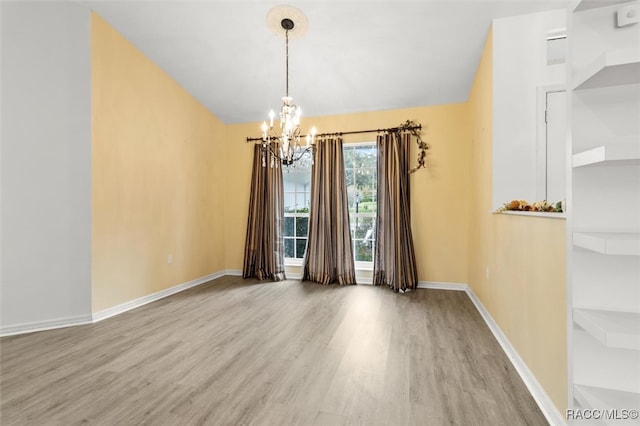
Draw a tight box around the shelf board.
[573,49,640,90]
[573,232,640,256]
[573,0,632,12]
[574,309,640,350]
[573,329,640,393]
[573,144,640,168]
[574,385,640,425]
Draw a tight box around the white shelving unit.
[574,309,640,350]
[573,144,640,168]
[573,330,640,393]
[568,0,640,422]
[573,48,640,90]
[573,232,640,256]
[574,384,640,425]
[573,0,632,12]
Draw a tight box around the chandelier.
[261,7,316,168]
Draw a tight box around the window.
[343,143,377,266]
[282,143,378,268]
[283,163,311,262]
[546,30,566,66]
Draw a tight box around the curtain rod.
[245,124,422,143]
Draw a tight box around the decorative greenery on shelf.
[397,120,430,173]
[497,199,563,213]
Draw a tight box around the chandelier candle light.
[261,5,316,167]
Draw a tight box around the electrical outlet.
[485,266,490,280]
[167,254,173,264]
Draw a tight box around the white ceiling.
[83,0,568,124]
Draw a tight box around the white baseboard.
[92,270,226,323]
[418,280,469,291]
[2,270,232,336]
[0,314,93,337]
[463,288,566,426]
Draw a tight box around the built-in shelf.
[570,0,640,421]
[574,385,640,425]
[573,0,632,12]
[573,49,640,90]
[496,211,566,219]
[574,232,640,256]
[573,144,640,168]
[574,309,640,350]
[573,330,640,393]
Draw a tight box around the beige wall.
[225,104,472,284]
[467,27,567,414]
[91,13,227,312]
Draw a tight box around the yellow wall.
[91,13,227,312]
[89,13,565,416]
[225,104,472,284]
[467,27,567,414]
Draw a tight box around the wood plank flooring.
[0,276,547,425]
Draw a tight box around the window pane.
[284,238,294,258]
[283,216,294,237]
[349,190,364,213]
[354,240,373,262]
[359,191,376,214]
[343,147,355,168]
[295,238,307,258]
[350,192,376,214]
[284,177,295,192]
[353,216,374,239]
[354,146,376,169]
[547,36,566,65]
[355,168,376,191]
[284,193,296,213]
[345,168,354,187]
[348,189,363,213]
[296,193,309,213]
[286,165,311,189]
[296,216,308,237]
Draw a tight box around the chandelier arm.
[291,147,314,162]
[262,142,282,160]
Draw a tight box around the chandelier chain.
[285,29,289,98]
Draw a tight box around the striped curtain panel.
[242,144,286,281]
[374,132,418,291]
[302,137,357,285]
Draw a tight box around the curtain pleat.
[302,137,357,285]
[374,132,418,292]
[242,144,286,281]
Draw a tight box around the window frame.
[283,212,309,266]
[343,141,377,270]
[283,166,312,265]
[282,141,378,270]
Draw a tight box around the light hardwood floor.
[1,276,547,425]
